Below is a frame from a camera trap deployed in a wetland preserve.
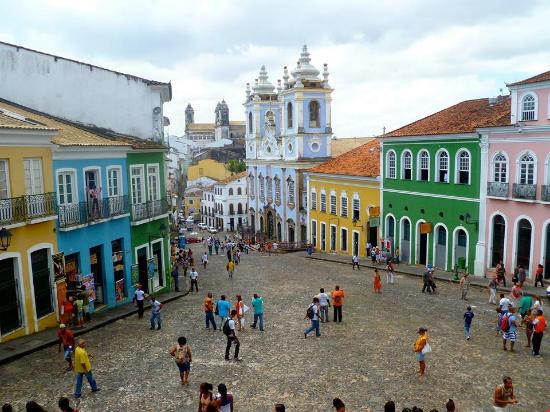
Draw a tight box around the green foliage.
[225,159,246,173]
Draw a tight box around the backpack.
[500,314,510,332]
[174,344,189,364]
[214,301,219,316]
[222,319,232,336]
[306,304,315,319]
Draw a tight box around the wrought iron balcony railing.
[58,195,129,228]
[512,183,537,200]
[487,182,509,198]
[131,197,169,222]
[542,185,550,202]
[0,192,57,226]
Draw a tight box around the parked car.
[186,236,202,244]
[208,226,218,234]
[197,223,207,230]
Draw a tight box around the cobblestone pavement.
[1,251,548,411]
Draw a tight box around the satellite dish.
[153,107,161,115]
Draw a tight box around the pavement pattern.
[0,251,548,411]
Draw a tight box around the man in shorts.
[169,336,192,385]
[57,324,75,371]
[502,307,518,352]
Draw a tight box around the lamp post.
[0,227,13,251]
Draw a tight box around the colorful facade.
[0,106,59,342]
[306,139,380,257]
[481,70,550,279]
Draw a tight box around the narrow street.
[1,250,548,411]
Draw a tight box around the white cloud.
[2,0,550,137]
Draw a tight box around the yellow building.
[187,159,231,183]
[183,187,204,219]
[0,108,59,342]
[306,139,380,258]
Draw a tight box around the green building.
[380,98,509,276]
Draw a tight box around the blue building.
[52,123,133,312]
[245,45,334,242]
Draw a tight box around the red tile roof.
[385,97,510,137]
[308,139,380,178]
[508,69,550,86]
[217,171,248,184]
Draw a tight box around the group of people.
[2,397,79,412]
[304,286,345,337]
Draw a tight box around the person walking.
[204,292,217,330]
[169,336,192,385]
[73,339,99,398]
[522,309,534,348]
[534,264,544,287]
[304,297,321,338]
[499,293,512,315]
[226,260,235,279]
[214,383,234,412]
[517,265,526,287]
[414,327,429,376]
[488,276,498,305]
[492,376,518,410]
[198,382,214,411]
[202,252,208,269]
[459,273,470,301]
[189,267,199,293]
[502,307,518,352]
[217,295,231,327]
[223,310,241,361]
[332,285,345,322]
[57,324,75,371]
[352,254,359,270]
[373,269,382,293]
[171,262,181,292]
[366,241,372,258]
[149,296,163,330]
[317,288,330,323]
[214,238,220,255]
[496,260,506,287]
[133,284,146,319]
[235,295,246,331]
[422,269,433,294]
[386,260,394,285]
[250,293,264,331]
[531,309,546,357]
[518,294,533,321]
[463,306,474,340]
[208,239,213,256]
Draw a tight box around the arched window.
[330,190,337,215]
[287,102,293,128]
[259,174,265,201]
[418,150,429,181]
[274,177,281,205]
[401,150,412,180]
[229,204,234,215]
[493,153,508,183]
[310,188,317,210]
[309,100,320,128]
[249,175,255,199]
[266,176,273,202]
[340,192,348,217]
[320,189,327,212]
[521,94,536,121]
[456,150,470,184]
[518,152,536,184]
[288,178,295,205]
[248,112,253,133]
[229,188,234,196]
[237,187,242,195]
[387,151,396,179]
[436,150,449,182]
[237,203,243,214]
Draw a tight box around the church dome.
[290,45,320,81]
[252,65,276,95]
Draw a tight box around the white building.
[201,186,216,228]
[202,171,248,231]
[185,101,245,147]
[0,41,171,141]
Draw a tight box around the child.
[495,307,503,337]
[522,309,534,348]
[74,295,84,328]
[201,252,208,269]
[374,269,382,293]
[386,261,394,285]
[463,306,474,340]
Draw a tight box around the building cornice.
[380,133,478,143]
[305,172,380,184]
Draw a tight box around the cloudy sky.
[2,0,550,137]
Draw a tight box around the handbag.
[421,342,432,354]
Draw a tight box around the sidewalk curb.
[304,254,546,298]
[0,289,190,366]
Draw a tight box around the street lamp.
[0,227,12,251]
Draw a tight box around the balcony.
[512,183,537,200]
[131,197,169,222]
[0,192,57,226]
[487,182,509,198]
[58,195,129,228]
[542,185,550,202]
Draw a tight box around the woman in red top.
[235,295,244,331]
[62,296,74,326]
[373,269,382,293]
[534,264,544,287]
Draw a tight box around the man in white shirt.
[224,309,240,361]
[317,288,331,322]
[201,252,208,269]
[499,293,512,314]
[189,267,199,293]
[150,297,163,330]
[133,284,146,319]
[304,297,321,338]
[352,255,360,270]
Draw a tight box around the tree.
[225,159,246,173]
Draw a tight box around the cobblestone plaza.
[1,251,548,411]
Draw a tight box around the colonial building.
[481,69,550,279]
[306,139,381,257]
[380,97,510,275]
[201,186,216,228]
[246,45,333,242]
[184,101,245,146]
[202,171,247,232]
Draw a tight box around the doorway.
[368,225,378,248]
[289,226,295,243]
[152,241,164,289]
[491,215,506,267]
[330,225,336,251]
[89,246,105,305]
[353,232,359,256]
[267,212,274,239]
[31,248,53,318]
[277,222,282,241]
[137,246,149,293]
[435,225,447,269]
[418,232,428,265]
[516,218,532,273]
[386,215,395,254]
[301,225,306,242]
[454,229,468,270]
[400,218,411,263]
[545,223,550,279]
[320,223,326,251]
[0,258,22,334]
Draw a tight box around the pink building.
[480,70,550,281]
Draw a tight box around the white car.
[197,223,207,230]
[186,216,194,223]
[208,226,218,234]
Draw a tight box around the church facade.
[184,101,245,146]
[245,45,333,243]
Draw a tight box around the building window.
[309,100,320,128]
[352,196,360,220]
[229,188,234,196]
[274,177,281,205]
[24,158,43,195]
[237,187,242,195]
[456,150,470,184]
[330,192,337,215]
[418,150,429,181]
[341,228,348,252]
[57,171,76,205]
[311,190,317,210]
[402,151,412,180]
[259,175,265,201]
[131,166,145,204]
[340,194,348,217]
[0,160,10,199]
[147,165,160,201]
[320,191,327,212]
[521,94,536,121]
[518,152,536,184]
[288,179,295,205]
[107,167,121,197]
[287,102,293,128]
[436,150,449,182]
[387,151,396,179]
[248,112,253,133]
[493,153,508,183]
[266,177,272,202]
[249,175,255,199]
